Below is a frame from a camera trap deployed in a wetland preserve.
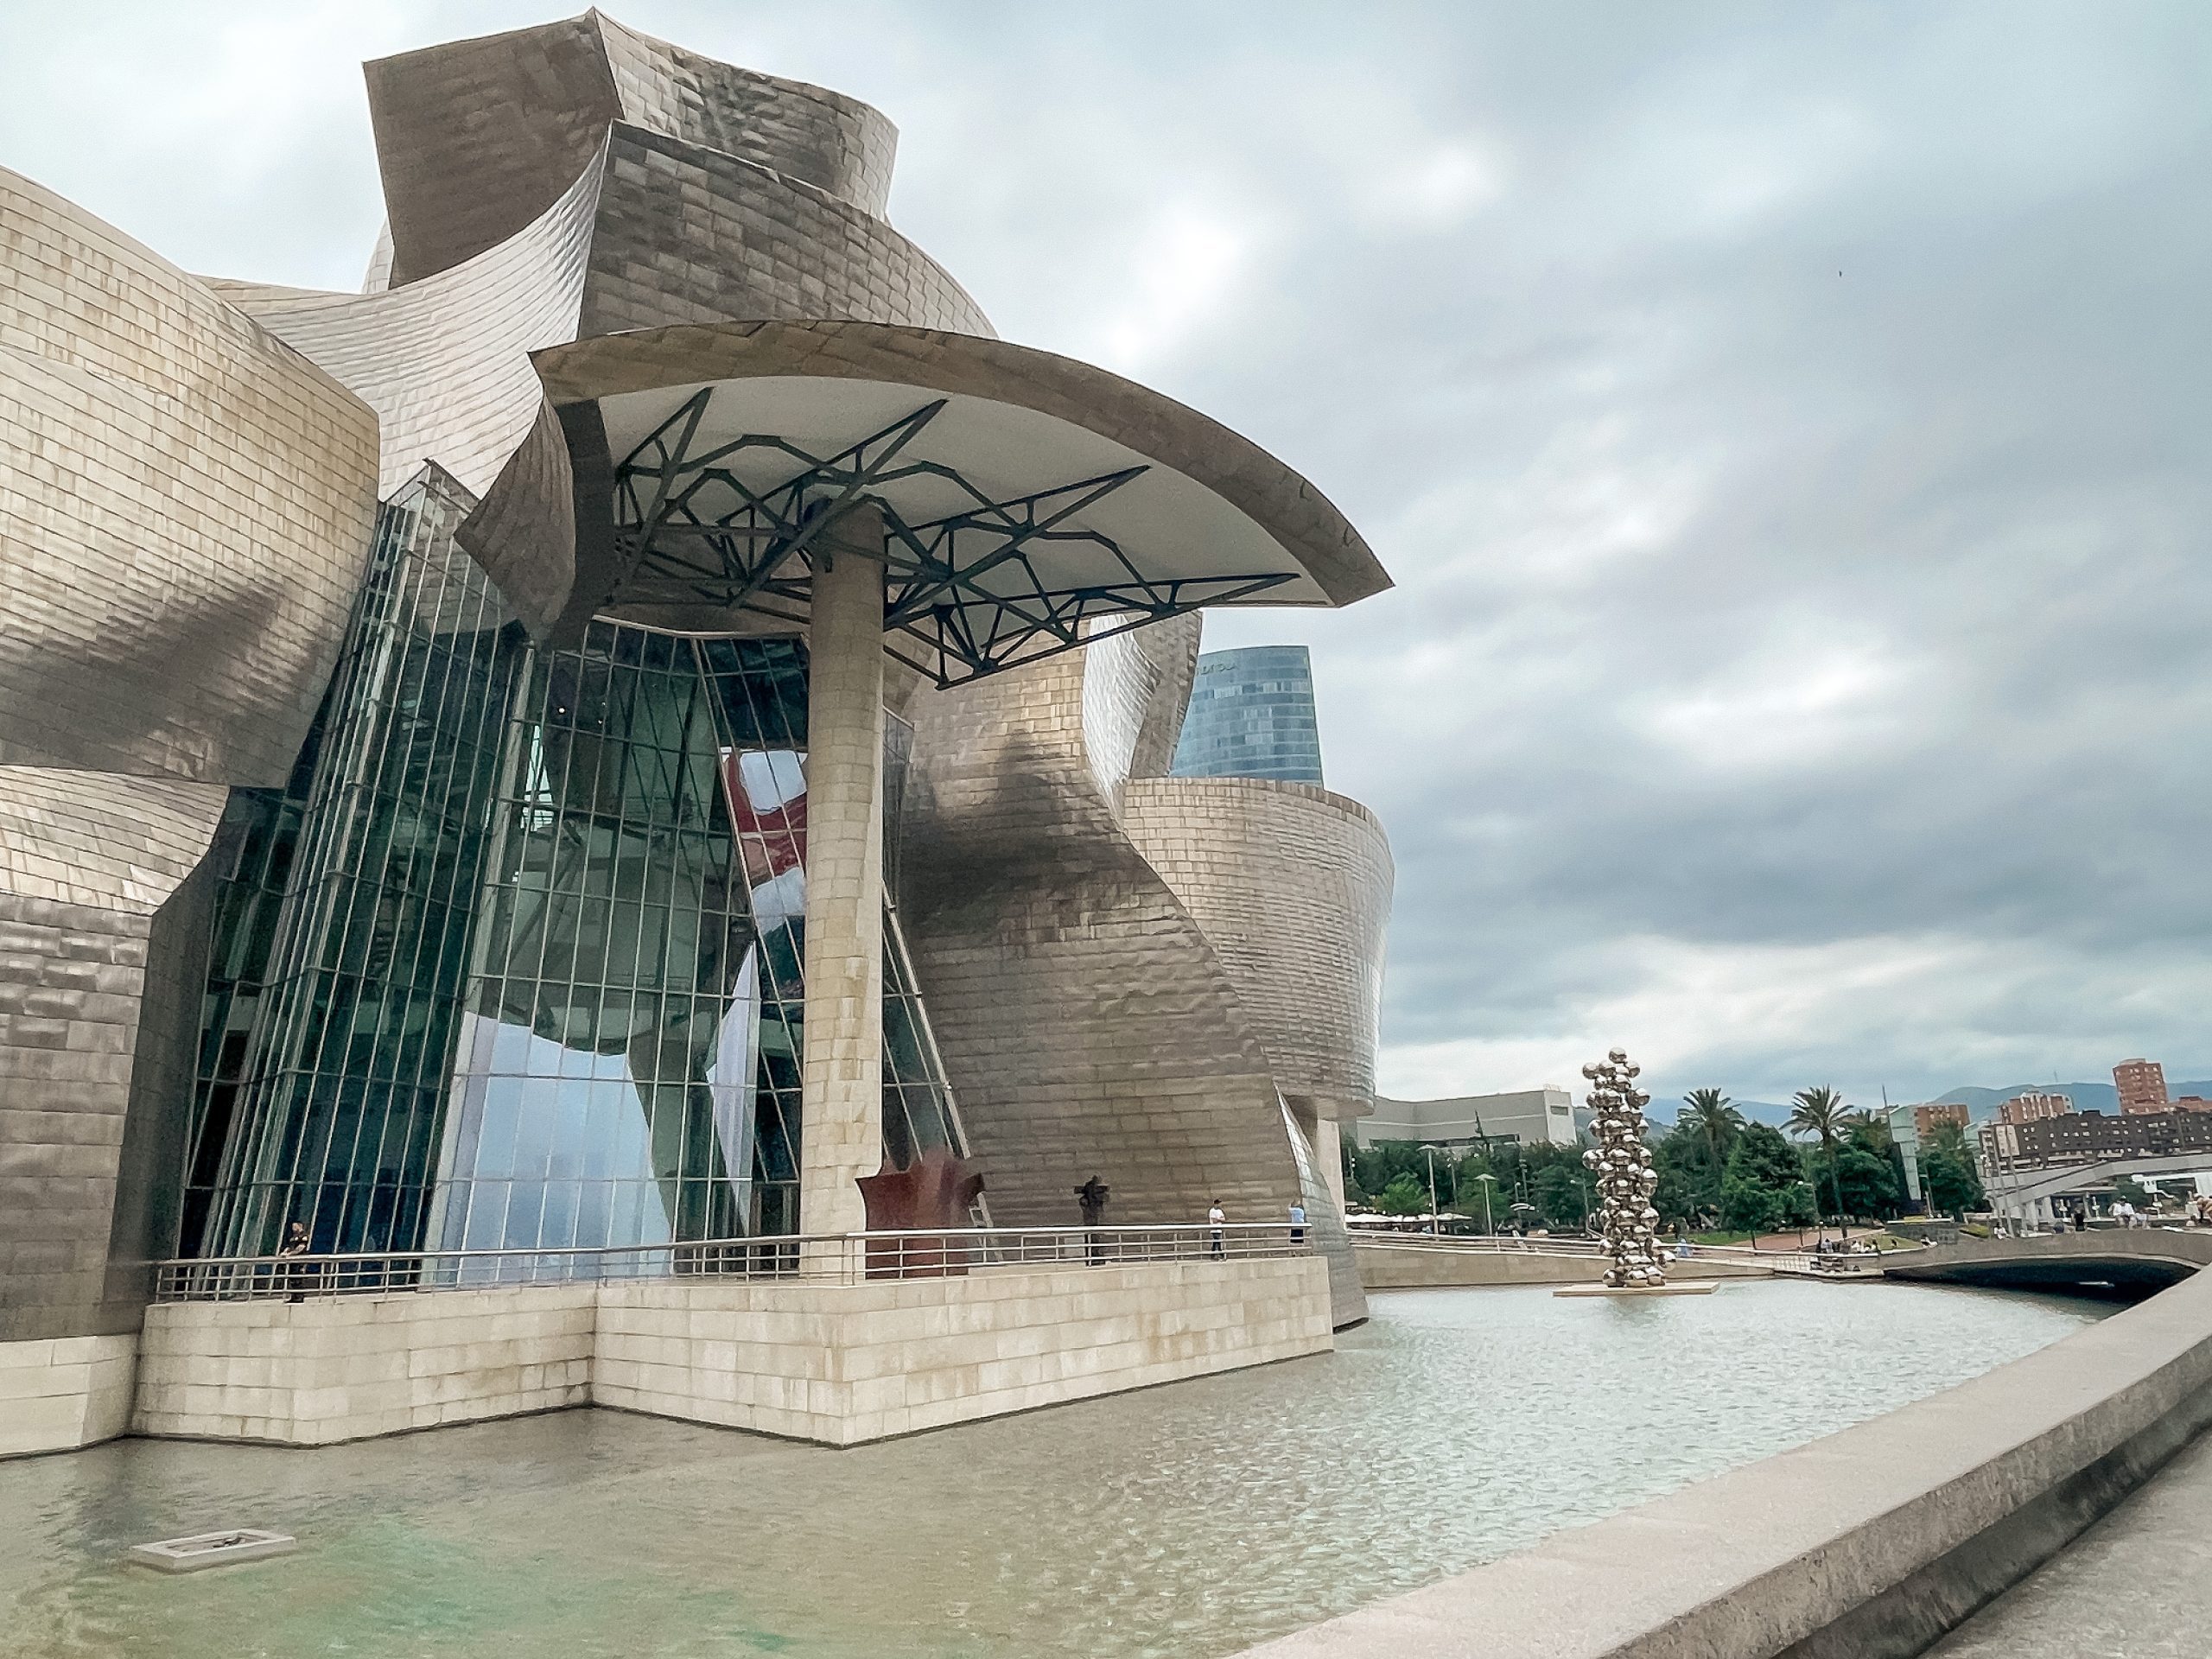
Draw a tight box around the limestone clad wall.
[0,167,380,786]
[0,1332,136,1458]
[122,1258,1329,1449]
[597,1256,1332,1446]
[133,1286,596,1446]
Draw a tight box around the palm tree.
[1841,1108,1892,1152]
[1681,1088,1745,1168]
[1787,1086,1850,1239]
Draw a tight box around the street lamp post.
[1472,1172,1497,1236]
[1421,1145,1446,1236]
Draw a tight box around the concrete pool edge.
[1236,1263,2212,1659]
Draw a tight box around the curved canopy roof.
[527,320,1389,685]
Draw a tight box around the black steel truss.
[607,391,1300,686]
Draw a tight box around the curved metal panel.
[899,653,1295,1221]
[0,769,228,916]
[1129,613,1205,783]
[1120,776,1394,1124]
[0,766,226,1340]
[366,11,898,287]
[902,641,1370,1324]
[594,14,898,218]
[579,124,991,339]
[207,150,603,503]
[0,168,380,787]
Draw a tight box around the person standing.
[277,1220,312,1303]
[1287,1199,1306,1247]
[1075,1174,1111,1266]
[1207,1198,1226,1258]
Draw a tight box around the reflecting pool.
[1,1281,2107,1659]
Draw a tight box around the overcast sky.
[5,2,2208,1109]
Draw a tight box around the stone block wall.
[0,1332,135,1458]
[132,1286,595,1446]
[596,1255,1332,1446]
[118,1258,1329,1451]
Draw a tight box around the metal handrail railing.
[151,1223,1309,1303]
[1345,1232,1837,1270]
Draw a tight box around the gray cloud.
[5,0,2206,1108]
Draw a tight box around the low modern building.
[1169,645,1326,785]
[1356,1089,1579,1151]
[0,13,1392,1456]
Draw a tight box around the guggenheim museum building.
[0,12,1392,1454]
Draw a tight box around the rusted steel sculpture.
[1582,1049,1667,1289]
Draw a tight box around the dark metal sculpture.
[611,393,1300,686]
[1581,1048,1666,1289]
[857,1146,987,1277]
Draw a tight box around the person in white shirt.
[1287,1200,1307,1246]
[1207,1199,1226,1258]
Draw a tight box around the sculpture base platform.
[1554,1282,1720,1299]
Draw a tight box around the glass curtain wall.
[175,721,325,1257]
[182,519,974,1261]
[428,625,762,1254]
[198,471,527,1255]
[427,627,972,1254]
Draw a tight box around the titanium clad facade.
[0,10,1391,1424]
[365,10,898,287]
[901,618,1375,1325]
[0,168,379,786]
[1170,645,1325,785]
[0,162,378,1355]
[0,773,229,1341]
[1120,776,1392,1128]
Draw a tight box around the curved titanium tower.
[0,10,1394,1451]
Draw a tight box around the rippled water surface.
[1,1281,2106,1659]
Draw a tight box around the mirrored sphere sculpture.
[1580,1048,1666,1288]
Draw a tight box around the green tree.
[1787,1086,1850,1231]
[1811,1142,1904,1220]
[1531,1162,1588,1230]
[1353,1141,1429,1205]
[1376,1173,1428,1216]
[1654,1122,1723,1228]
[1842,1109,1892,1153]
[1921,1122,1985,1217]
[1722,1122,1813,1234]
[1451,1149,1509,1231]
[1681,1088,1745,1166]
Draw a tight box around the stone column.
[1314,1116,1347,1217]
[799,507,885,1242]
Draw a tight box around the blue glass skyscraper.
[1170,645,1325,785]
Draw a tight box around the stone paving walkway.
[1927,1428,2212,1657]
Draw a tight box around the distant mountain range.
[1644,1081,2212,1128]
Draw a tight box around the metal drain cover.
[128,1529,296,1573]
